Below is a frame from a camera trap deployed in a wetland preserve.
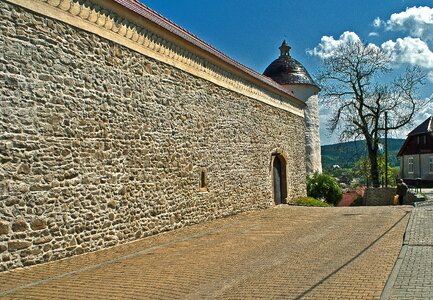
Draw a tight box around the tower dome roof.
[263,41,318,87]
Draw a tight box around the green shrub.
[307,172,343,206]
[292,197,332,207]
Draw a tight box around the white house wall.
[401,154,433,180]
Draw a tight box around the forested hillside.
[321,139,405,170]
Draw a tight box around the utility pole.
[384,112,388,187]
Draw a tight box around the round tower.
[263,40,322,174]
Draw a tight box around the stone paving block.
[382,205,433,300]
[0,206,410,299]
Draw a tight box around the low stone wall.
[0,1,307,271]
[364,188,423,206]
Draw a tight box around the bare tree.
[317,40,428,187]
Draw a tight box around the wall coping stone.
[5,0,305,117]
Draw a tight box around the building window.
[408,157,414,174]
[199,168,208,192]
[429,157,433,173]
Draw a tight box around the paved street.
[0,206,410,300]
[382,196,433,300]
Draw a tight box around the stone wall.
[304,94,322,174]
[282,86,321,175]
[0,1,306,271]
[364,188,423,206]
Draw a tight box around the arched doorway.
[272,154,287,205]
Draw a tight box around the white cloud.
[381,37,433,68]
[314,7,433,143]
[419,100,433,116]
[319,100,433,142]
[307,31,382,60]
[318,103,340,145]
[373,17,383,28]
[428,71,433,82]
[307,31,362,59]
[402,103,433,136]
[385,6,433,43]
[308,33,433,82]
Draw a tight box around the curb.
[380,209,414,300]
[414,199,433,207]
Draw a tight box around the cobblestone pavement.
[0,206,410,300]
[423,189,433,200]
[382,200,433,300]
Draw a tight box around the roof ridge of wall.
[111,0,300,100]
[7,0,305,116]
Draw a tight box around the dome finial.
[279,40,291,57]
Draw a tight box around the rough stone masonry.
[0,0,308,271]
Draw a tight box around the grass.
[292,197,333,207]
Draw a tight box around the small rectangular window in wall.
[408,157,414,174]
[429,156,433,173]
[199,168,208,192]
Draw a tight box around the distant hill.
[321,138,405,170]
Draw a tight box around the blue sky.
[142,0,433,145]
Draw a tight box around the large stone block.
[8,241,32,251]
[30,217,48,230]
[0,222,9,235]
[11,219,28,232]
[33,236,53,245]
